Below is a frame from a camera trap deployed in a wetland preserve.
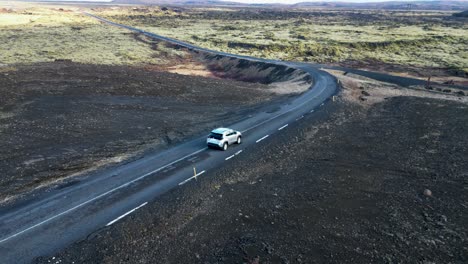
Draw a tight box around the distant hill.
[292,1,468,11]
[105,0,468,10]
[452,10,468,16]
[27,0,243,5]
[23,0,468,10]
[110,0,242,5]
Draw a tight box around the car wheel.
[236,136,241,144]
[222,142,228,151]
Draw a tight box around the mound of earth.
[453,10,468,17]
[36,74,468,263]
[0,61,282,204]
[130,34,313,94]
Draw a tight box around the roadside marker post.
[193,167,197,180]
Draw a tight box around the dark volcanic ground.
[37,89,468,263]
[0,62,278,203]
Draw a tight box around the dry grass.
[0,6,186,66]
[97,7,468,76]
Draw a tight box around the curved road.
[0,15,339,263]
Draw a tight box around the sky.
[221,0,425,3]
[222,0,304,3]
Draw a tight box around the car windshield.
[209,133,223,140]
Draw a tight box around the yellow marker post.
[193,167,197,179]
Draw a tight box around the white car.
[207,127,242,150]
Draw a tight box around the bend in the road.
[0,14,339,264]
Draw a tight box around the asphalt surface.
[315,64,468,90]
[0,15,338,263]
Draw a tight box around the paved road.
[0,15,339,263]
[314,64,468,90]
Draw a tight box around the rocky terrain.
[37,74,468,263]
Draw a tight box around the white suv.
[207,127,242,150]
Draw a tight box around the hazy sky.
[221,0,421,3]
[222,0,304,3]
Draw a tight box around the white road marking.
[0,147,206,243]
[225,155,235,161]
[278,124,288,130]
[320,103,324,106]
[240,83,327,134]
[296,116,304,121]
[235,150,243,155]
[106,202,148,226]
[187,156,198,162]
[310,109,315,113]
[256,135,269,143]
[178,170,206,186]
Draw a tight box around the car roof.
[211,127,231,134]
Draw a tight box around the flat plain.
[95,6,468,83]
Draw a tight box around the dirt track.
[37,78,468,263]
[0,61,282,203]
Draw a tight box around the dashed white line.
[278,124,288,130]
[256,135,269,143]
[226,150,243,160]
[0,147,207,244]
[310,109,315,113]
[106,202,148,226]
[178,170,206,186]
[187,156,198,162]
[296,115,304,121]
[240,83,328,134]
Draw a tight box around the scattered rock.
[263,242,273,254]
[361,90,370,96]
[423,189,432,197]
[440,215,448,222]
[250,256,260,264]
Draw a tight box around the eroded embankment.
[88,14,315,94]
[147,40,314,95]
[199,53,313,94]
